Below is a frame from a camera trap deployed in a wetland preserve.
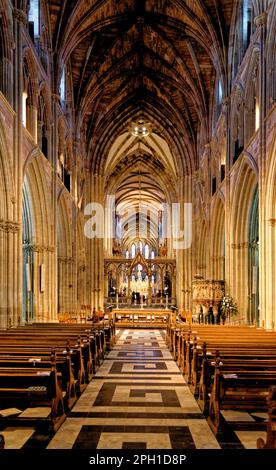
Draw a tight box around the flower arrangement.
[220,293,238,323]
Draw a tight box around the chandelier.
[129,119,152,138]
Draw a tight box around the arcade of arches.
[0,0,275,330]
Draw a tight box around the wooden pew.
[0,339,87,394]
[184,333,276,383]
[257,386,276,449]
[0,346,77,410]
[0,331,92,386]
[0,322,115,436]
[0,352,66,432]
[10,323,112,369]
[207,359,276,434]
[197,349,276,414]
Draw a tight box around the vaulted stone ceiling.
[49,0,234,223]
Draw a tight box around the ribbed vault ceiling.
[48,0,234,241]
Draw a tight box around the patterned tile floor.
[47,329,219,450]
[1,329,267,449]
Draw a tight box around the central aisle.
[48,329,220,449]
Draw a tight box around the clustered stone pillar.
[105,195,114,256]
[175,175,193,312]
[255,11,271,329]
[31,244,57,323]
[58,257,74,315]
[11,7,25,328]
[86,173,105,311]
[0,222,21,328]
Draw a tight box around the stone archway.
[23,155,56,322]
[230,158,258,323]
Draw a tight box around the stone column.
[127,269,131,298]
[255,12,269,328]
[148,268,152,304]
[104,269,109,299]
[86,173,105,310]
[0,221,20,328]
[30,244,56,323]
[105,195,114,256]
[175,175,193,310]
[37,119,43,149]
[0,58,13,104]
[27,104,37,142]
[12,7,27,326]
[160,266,164,301]
[50,94,60,322]
[70,140,79,316]
[223,97,231,294]
[265,219,276,330]
[172,267,176,303]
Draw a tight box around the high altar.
[104,251,176,307]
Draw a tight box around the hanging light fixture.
[129,118,152,138]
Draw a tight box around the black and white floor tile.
[0,329,267,449]
[47,329,220,450]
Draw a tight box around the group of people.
[90,307,105,322]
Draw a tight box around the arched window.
[126,250,129,259]
[139,240,143,253]
[151,250,155,259]
[145,244,149,259]
[232,0,253,80]
[37,93,49,158]
[131,244,136,259]
[28,0,40,41]
[248,187,259,325]
[59,68,66,106]
[213,77,223,131]
[242,0,252,50]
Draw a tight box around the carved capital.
[0,220,20,233]
[13,8,27,24]
[254,12,267,28]
[24,243,55,253]
[211,256,225,262]
[231,242,249,249]
[58,256,74,264]
[52,93,61,103]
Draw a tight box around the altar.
[104,251,176,308]
[112,307,172,328]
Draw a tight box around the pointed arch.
[22,152,56,322]
[230,158,258,322]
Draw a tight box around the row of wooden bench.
[166,322,276,448]
[0,321,116,433]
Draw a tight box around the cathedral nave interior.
[0,0,275,454]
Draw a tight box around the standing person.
[92,307,98,323]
